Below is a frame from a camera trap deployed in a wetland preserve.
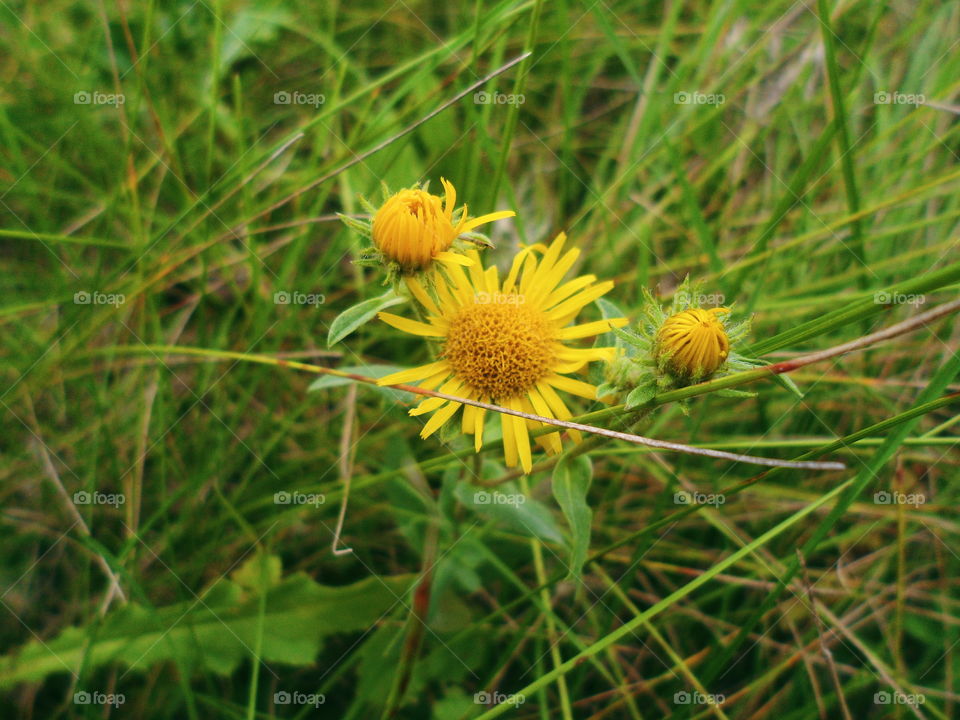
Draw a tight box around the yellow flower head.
[377,233,627,474]
[371,178,514,272]
[656,307,731,379]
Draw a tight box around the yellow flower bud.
[656,307,731,379]
[371,178,514,272]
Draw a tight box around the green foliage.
[0,555,413,688]
[2,0,959,718]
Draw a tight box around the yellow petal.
[525,388,562,455]
[379,312,444,337]
[544,274,597,308]
[410,378,463,416]
[546,281,615,321]
[556,318,627,339]
[435,250,474,267]
[500,409,518,468]
[420,400,462,439]
[509,402,533,475]
[404,276,440,316]
[378,361,449,386]
[460,210,516,233]
[537,381,581,443]
[545,373,599,400]
[473,400,487,451]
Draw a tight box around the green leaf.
[624,385,656,409]
[230,551,282,593]
[327,291,405,347]
[307,365,406,392]
[0,567,413,688]
[596,297,628,350]
[770,372,804,398]
[551,455,593,579]
[454,479,565,546]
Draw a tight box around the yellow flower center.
[372,189,456,270]
[656,308,730,378]
[442,295,556,399]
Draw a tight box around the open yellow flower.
[656,307,730,379]
[377,233,627,474]
[371,178,515,272]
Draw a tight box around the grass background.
[1,0,959,717]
